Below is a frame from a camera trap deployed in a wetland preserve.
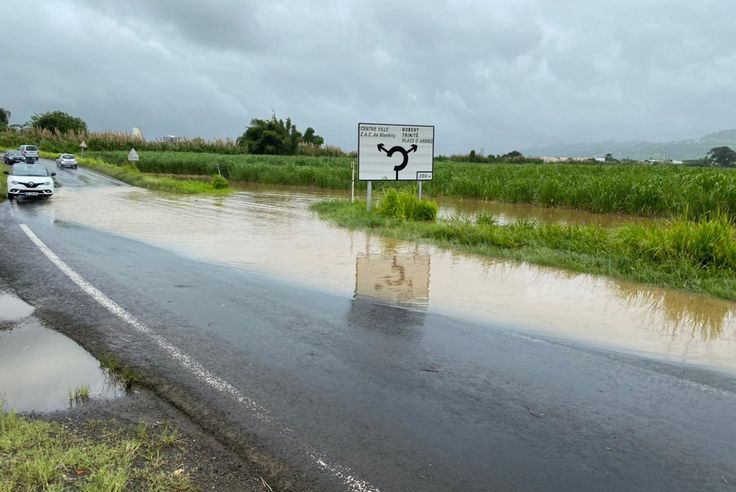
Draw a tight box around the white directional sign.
[358,123,434,181]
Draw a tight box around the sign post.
[357,123,434,210]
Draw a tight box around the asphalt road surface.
[1,158,735,491]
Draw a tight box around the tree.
[30,111,87,133]
[605,153,614,162]
[706,146,736,167]
[302,127,324,146]
[0,108,10,128]
[237,115,302,154]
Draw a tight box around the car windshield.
[25,146,38,151]
[11,164,48,177]
[7,151,20,156]
[62,154,75,159]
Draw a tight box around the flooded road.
[5,165,736,491]
[12,178,736,375]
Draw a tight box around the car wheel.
[7,194,14,201]
[73,165,78,169]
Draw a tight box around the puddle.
[0,293,35,322]
[0,311,124,413]
[14,183,736,374]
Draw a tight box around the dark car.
[4,150,25,165]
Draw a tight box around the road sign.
[127,148,139,162]
[358,123,434,181]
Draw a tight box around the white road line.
[19,223,379,492]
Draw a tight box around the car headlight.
[10,180,18,185]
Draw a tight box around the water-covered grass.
[312,199,736,300]
[88,150,736,220]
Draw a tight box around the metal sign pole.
[351,161,355,202]
[366,180,372,211]
[418,181,423,200]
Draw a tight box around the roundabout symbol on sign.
[377,143,418,180]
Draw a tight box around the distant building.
[540,156,592,163]
[162,135,181,143]
[132,127,143,140]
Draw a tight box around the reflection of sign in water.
[355,253,431,309]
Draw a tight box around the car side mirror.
[3,171,8,175]
[50,172,56,177]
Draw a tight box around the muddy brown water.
[11,183,736,374]
[0,292,124,412]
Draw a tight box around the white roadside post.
[351,160,355,203]
[357,123,434,210]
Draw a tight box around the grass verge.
[0,408,194,491]
[38,151,231,196]
[312,199,736,301]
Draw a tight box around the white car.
[18,145,39,163]
[56,153,78,169]
[5,163,55,200]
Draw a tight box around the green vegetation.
[237,114,304,154]
[30,111,87,133]
[236,114,325,154]
[68,385,91,404]
[0,125,340,156]
[86,150,736,221]
[211,174,229,189]
[312,199,736,301]
[98,353,143,392]
[0,108,9,128]
[37,151,232,196]
[376,189,438,221]
[0,128,247,155]
[707,146,736,167]
[0,408,194,491]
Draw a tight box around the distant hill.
[524,129,736,161]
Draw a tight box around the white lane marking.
[20,223,379,492]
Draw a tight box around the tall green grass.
[312,200,736,300]
[377,189,438,221]
[85,150,736,221]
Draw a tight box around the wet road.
[1,158,735,491]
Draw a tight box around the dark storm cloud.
[2,0,736,153]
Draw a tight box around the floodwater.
[12,183,736,374]
[437,196,657,226]
[0,292,124,413]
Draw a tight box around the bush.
[211,174,229,189]
[377,189,438,221]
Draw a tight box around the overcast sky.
[2,0,735,153]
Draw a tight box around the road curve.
[0,158,735,491]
